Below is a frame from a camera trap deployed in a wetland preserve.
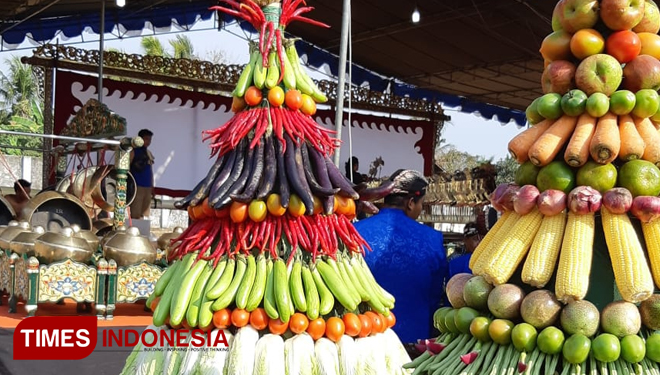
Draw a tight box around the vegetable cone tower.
[118,1,414,374]
[407,1,660,375]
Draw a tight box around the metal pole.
[98,0,106,103]
[0,129,121,145]
[333,0,351,167]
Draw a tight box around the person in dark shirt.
[354,169,449,344]
[130,129,155,219]
[344,156,366,185]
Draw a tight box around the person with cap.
[448,222,483,278]
[354,169,449,344]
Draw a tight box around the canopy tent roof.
[0,0,556,127]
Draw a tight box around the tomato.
[199,322,213,332]
[201,198,215,218]
[358,314,372,337]
[569,28,605,60]
[215,207,230,218]
[606,30,641,64]
[638,32,660,59]
[267,194,287,216]
[620,335,645,364]
[230,201,248,223]
[269,318,289,335]
[540,30,573,61]
[192,204,206,220]
[488,319,514,345]
[334,196,351,216]
[646,333,660,362]
[231,308,250,328]
[365,312,384,335]
[300,94,317,116]
[213,308,231,329]
[592,333,620,363]
[345,198,356,218]
[288,194,306,217]
[249,308,270,331]
[376,313,388,333]
[268,86,285,107]
[285,89,303,110]
[325,317,345,342]
[537,326,565,355]
[187,206,196,221]
[248,200,267,222]
[150,296,160,311]
[469,317,492,343]
[307,318,326,340]
[610,90,636,116]
[232,95,246,113]
[384,311,396,328]
[289,313,309,334]
[563,333,591,364]
[245,86,263,106]
[511,323,538,353]
[312,196,323,215]
[342,313,362,337]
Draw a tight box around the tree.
[495,155,518,185]
[141,35,196,59]
[0,56,43,156]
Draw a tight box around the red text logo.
[14,316,98,360]
[102,328,230,348]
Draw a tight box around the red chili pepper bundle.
[280,0,330,29]
[209,0,265,32]
[282,109,339,154]
[205,108,263,157]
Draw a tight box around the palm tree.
[140,35,196,59]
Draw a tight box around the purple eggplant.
[231,137,265,203]
[255,135,277,200]
[285,135,315,215]
[325,156,360,199]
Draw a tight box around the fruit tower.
[406,1,660,375]
[118,0,414,374]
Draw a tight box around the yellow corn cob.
[469,211,513,270]
[481,208,543,285]
[471,211,521,275]
[601,208,654,303]
[521,210,567,288]
[555,212,595,303]
[642,219,660,289]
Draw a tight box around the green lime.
[512,323,538,352]
[537,326,565,355]
[620,335,645,363]
[536,161,576,194]
[646,333,660,362]
[617,160,660,197]
[576,161,617,194]
[488,319,515,345]
[455,307,481,334]
[444,309,458,334]
[526,98,545,125]
[515,161,541,186]
[563,334,591,364]
[592,333,621,363]
[433,307,450,333]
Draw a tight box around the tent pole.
[98,0,106,104]
[333,0,350,167]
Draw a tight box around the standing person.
[354,169,448,344]
[4,179,31,219]
[344,156,366,185]
[130,129,155,220]
[448,222,483,278]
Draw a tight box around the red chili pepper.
[243,0,266,23]
[273,217,282,252]
[298,216,315,253]
[264,22,276,63]
[288,15,330,29]
[209,5,255,27]
[287,243,298,267]
[275,29,285,85]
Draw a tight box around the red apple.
[600,0,646,31]
[606,30,642,63]
[633,0,660,33]
[558,0,600,33]
[542,60,577,94]
[622,54,660,91]
[575,54,624,96]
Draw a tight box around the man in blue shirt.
[130,129,155,219]
[354,169,449,344]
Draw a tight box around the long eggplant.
[301,143,339,197]
[305,143,333,190]
[208,138,246,207]
[274,137,290,208]
[285,135,315,215]
[174,178,205,209]
[256,135,277,200]
[231,136,265,203]
[358,180,395,201]
[325,156,360,199]
[189,152,226,206]
[215,140,256,209]
[358,200,379,215]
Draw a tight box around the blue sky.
[0,17,526,161]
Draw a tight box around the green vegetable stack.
[118,0,415,374]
